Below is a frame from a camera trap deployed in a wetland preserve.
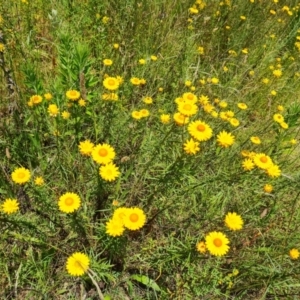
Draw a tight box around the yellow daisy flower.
[173,113,189,126]
[242,158,255,171]
[1,199,19,214]
[66,90,80,101]
[250,136,261,144]
[99,163,120,181]
[106,218,125,237]
[254,153,273,169]
[224,212,243,231]
[177,102,198,116]
[289,249,300,260]
[79,140,94,156]
[266,164,281,178]
[188,120,213,141]
[160,114,170,124]
[92,144,115,165]
[103,77,120,90]
[183,139,200,155]
[123,207,146,231]
[66,252,90,276]
[34,176,44,186]
[217,131,235,148]
[196,241,206,254]
[11,167,31,184]
[205,231,230,256]
[58,192,81,213]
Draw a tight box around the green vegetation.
[1,0,300,299]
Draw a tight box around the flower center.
[18,172,25,179]
[108,79,115,86]
[260,156,268,163]
[106,169,112,175]
[213,238,223,247]
[129,213,139,222]
[74,261,82,269]
[197,124,206,132]
[65,197,74,206]
[187,94,193,100]
[98,149,108,157]
[183,104,192,111]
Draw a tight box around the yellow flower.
[151,55,158,61]
[270,90,277,96]
[188,120,213,141]
[1,199,19,214]
[123,207,146,231]
[198,46,204,55]
[211,77,219,84]
[177,102,198,116]
[277,105,284,111]
[106,218,125,237]
[62,111,70,119]
[102,93,118,101]
[196,241,206,254]
[103,59,113,66]
[217,131,235,148]
[158,87,164,92]
[11,167,31,184]
[266,164,281,178]
[58,192,81,213]
[237,103,247,110]
[273,69,282,77]
[48,104,59,117]
[79,140,94,156]
[230,118,240,127]
[240,15,246,20]
[219,100,228,108]
[143,96,153,104]
[173,113,189,126]
[66,90,80,101]
[242,48,248,54]
[102,16,109,23]
[132,110,142,120]
[273,113,284,123]
[160,114,170,124]
[140,109,150,118]
[130,77,141,85]
[199,95,209,105]
[30,95,43,105]
[139,59,146,65]
[140,78,146,85]
[112,207,129,224]
[242,158,255,171]
[254,153,273,169]
[34,176,44,186]
[183,139,200,155]
[205,231,230,256]
[99,163,120,181]
[92,144,115,165]
[183,92,198,103]
[113,43,119,49]
[0,43,5,52]
[262,78,269,84]
[66,252,90,276]
[279,122,288,129]
[44,93,53,100]
[290,139,297,145]
[224,212,243,231]
[103,77,120,90]
[250,136,261,144]
[289,249,300,260]
[264,184,273,193]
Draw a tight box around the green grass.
[1,0,300,299]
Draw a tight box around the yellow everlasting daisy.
[205,231,230,256]
[106,218,125,237]
[66,252,90,276]
[79,140,94,156]
[92,144,115,165]
[123,207,146,230]
[250,136,261,144]
[173,113,189,126]
[182,92,198,103]
[242,159,255,171]
[66,90,80,101]
[58,192,81,213]
[224,212,244,231]
[196,241,206,254]
[264,184,273,193]
[132,111,142,119]
[103,77,120,90]
[188,120,213,141]
[183,138,200,155]
[48,104,59,117]
[30,95,43,105]
[103,59,113,66]
[112,207,129,224]
[177,102,198,116]
[11,167,31,184]
[160,114,171,124]
[140,109,150,117]
[99,163,120,181]
[254,153,273,169]
[289,249,300,260]
[237,103,247,110]
[1,199,19,214]
[273,113,284,123]
[34,176,44,186]
[217,131,235,148]
[266,164,281,178]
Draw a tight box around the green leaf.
[131,274,161,292]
